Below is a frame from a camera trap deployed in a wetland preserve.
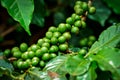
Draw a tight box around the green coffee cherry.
[74,5,81,11]
[35,49,43,57]
[11,47,19,53]
[58,23,66,33]
[79,38,88,47]
[13,51,22,58]
[71,26,79,34]
[87,41,93,46]
[88,35,96,42]
[74,20,81,27]
[59,43,68,51]
[17,60,23,69]
[21,52,29,60]
[13,61,17,68]
[74,15,81,21]
[49,45,59,53]
[89,6,96,14]
[40,47,49,54]
[31,44,40,52]
[63,32,71,40]
[28,51,35,59]
[42,53,50,61]
[37,39,44,47]
[42,42,50,49]
[58,36,66,43]
[75,8,84,15]
[78,49,87,55]
[75,1,83,5]
[66,17,74,25]
[50,53,57,59]
[39,60,45,67]
[66,24,71,31]
[43,37,51,43]
[22,61,29,69]
[26,59,31,65]
[45,31,53,39]
[81,20,86,28]
[82,2,88,11]
[50,37,58,45]
[53,32,61,38]
[31,57,40,66]
[20,43,28,52]
[48,26,57,32]
[4,49,11,57]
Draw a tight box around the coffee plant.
[0,0,120,80]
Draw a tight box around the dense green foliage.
[0,0,120,80]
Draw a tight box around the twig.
[0,24,19,37]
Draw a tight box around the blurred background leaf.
[103,0,120,14]
[31,0,46,27]
[88,0,111,26]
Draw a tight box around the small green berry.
[89,6,96,14]
[63,32,71,40]
[82,2,88,11]
[13,51,22,58]
[75,8,84,15]
[20,43,28,52]
[42,53,50,61]
[74,20,81,27]
[71,26,79,34]
[37,39,44,47]
[81,20,86,28]
[58,36,66,43]
[4,49,11,57]
[53,32,61,38]
[59,43,68,51]
[66,17,74,25]
[50,37,58,45]
[58,23,66,33]
[48,26,57,32]
[45,31,53,39]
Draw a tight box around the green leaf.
[31,0,45,27]
[1,0,34,35]
[54,11,66,26]
[0,59,13,78]
[65,55,91,76]
[103,0,120,14]
[44,56,68,80]
[88,0,111,26]
[85,23,120,57]
[76,62,97,80]
[26,71,51,80]
[0,52,14,73]
[91,47,120,80]
[27,69,67,80]
[44,56,68,74]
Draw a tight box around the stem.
[88,0,93,7]
[81,0,93,21]
[84,52,90,58]
[0,23,20,38]
[9,71,26,80]
[28,70,41,78]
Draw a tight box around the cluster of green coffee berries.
[3,0,96,70]
[3,30,71,70]
[3,25,72,70]
[66,1,96,34]
[79,35,96,47]
[74,0,96,15]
